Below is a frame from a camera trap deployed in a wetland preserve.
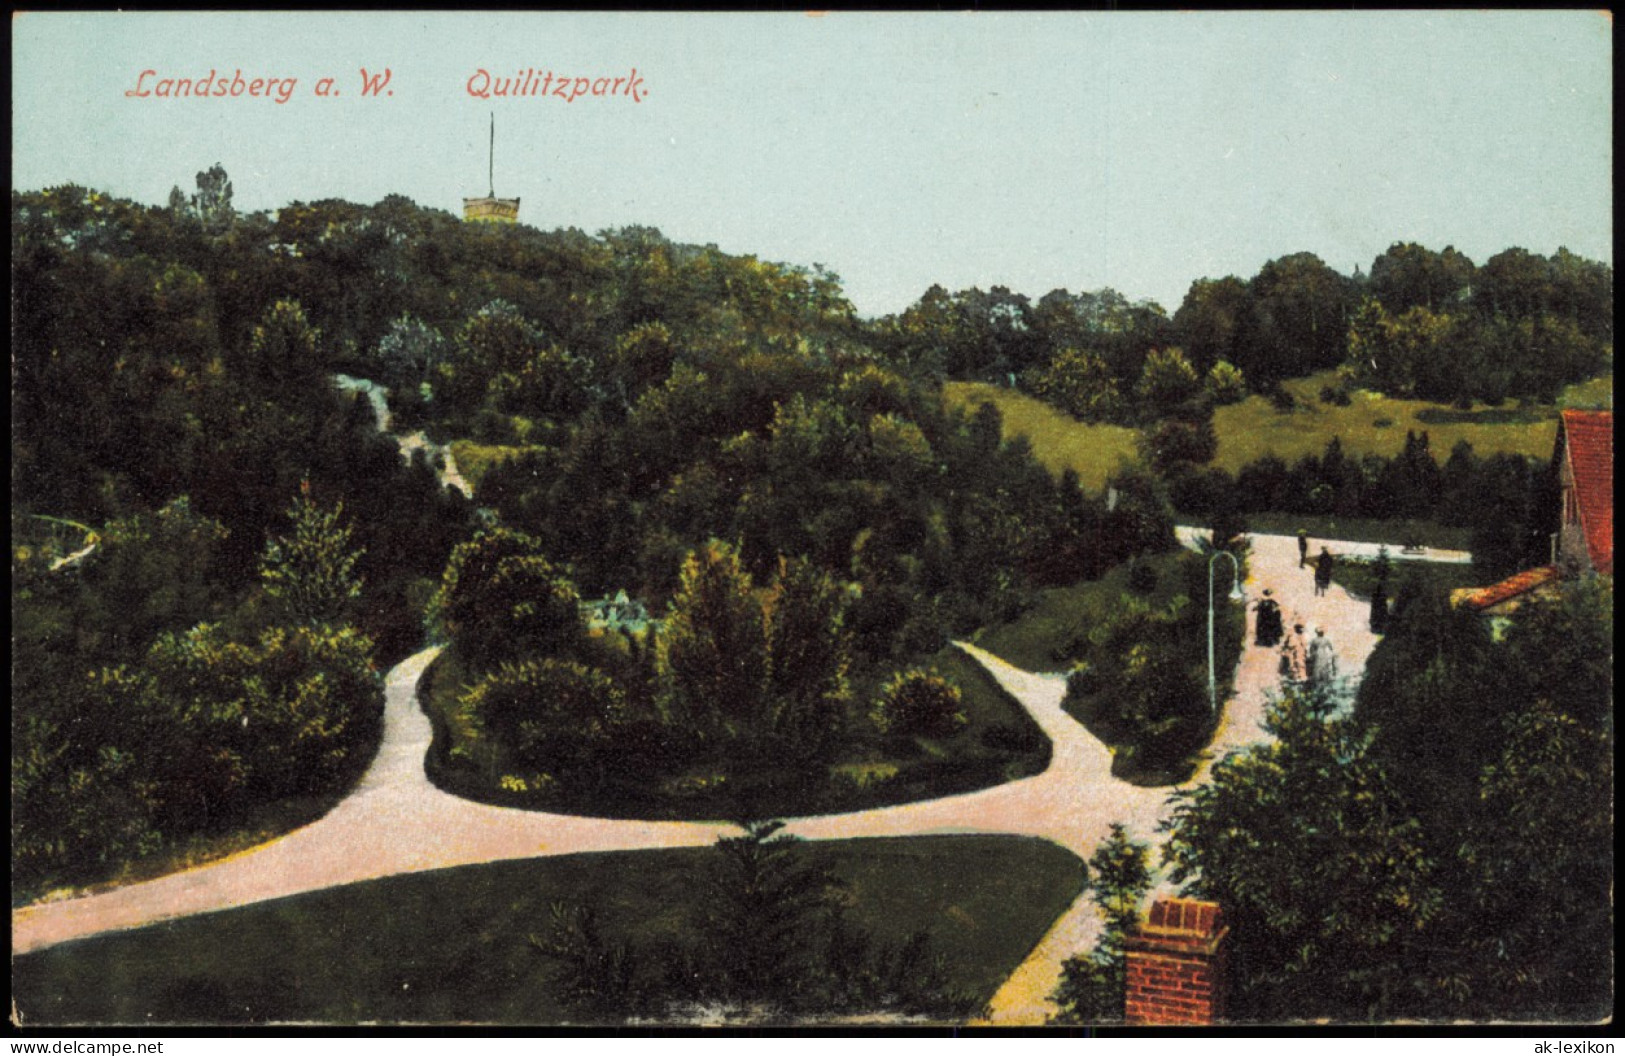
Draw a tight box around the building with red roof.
[1453,408,1612,617]
[1554,409,1613,577]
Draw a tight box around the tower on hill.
[464,113,520,223]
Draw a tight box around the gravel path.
[11,528,1457,1023]
[976,528,1450,1024]
[11,650,727,956]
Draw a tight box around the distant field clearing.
[947,373,1611,484]
[944,382,1139,493]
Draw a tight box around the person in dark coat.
[1254,589,1283,647]
[1298,529,1310,568]
[1369,581,1389,633]
[1314,546,1334,597]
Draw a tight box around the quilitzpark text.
[125,66,649,104]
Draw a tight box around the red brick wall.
[1124,949,1224,1025]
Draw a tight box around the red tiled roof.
[1559,410,1614,575]
[1454,564,1562,612]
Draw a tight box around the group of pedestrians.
[1275,620,1336,689]
[1299,529,1335,596]
[1243,529,1339,693]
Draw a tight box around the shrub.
[1206,359,1248,405]
[1267,384,1297,412]
[429,527,585,666]
[460,658,626,771]
[981,723,1043,753]
[871,669,967,739]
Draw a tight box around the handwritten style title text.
[124,67,649,104]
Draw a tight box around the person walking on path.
[1254,589,1283,647]
[1298,529,1310,569]
[1279,622,1308,685]
[1314,546,1334,597]
[1308,627,1338,690]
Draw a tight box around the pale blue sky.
[12,11,1613,317]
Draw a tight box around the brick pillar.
[1123,898,1228,1025]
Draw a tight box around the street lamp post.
[1208,549,1244,716]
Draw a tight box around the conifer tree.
[259,485,365,628]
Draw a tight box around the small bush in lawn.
[871,670,967,739]
[1127,559,1158,596]
[981,723,1043,753]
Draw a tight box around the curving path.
[11,650,728,956]
[11,528,1459,1023]
[973,528,1464,1023]
[333,374,473,498]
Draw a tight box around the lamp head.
[1229,582,1245,601]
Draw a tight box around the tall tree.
[657,541,769,739]
[1051,823,1153,1023]
[259,486,365,628]
[1369,242,1475,314]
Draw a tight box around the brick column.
[1123,898,1228,1025]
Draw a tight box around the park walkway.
[973,527,1464,1024]
[11,529,1464,1025]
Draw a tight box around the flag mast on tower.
[464,112,520,223]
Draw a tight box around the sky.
[11,11,1614,318]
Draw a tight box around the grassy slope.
[947,373,1612,489]
[943,382,1140,493]
[446,440,540,493]
[13,835,1086,1026]
[1211,372,1573,474]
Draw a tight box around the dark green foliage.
[1171,580,1613,1021]
[428,527,585,666]
[259,489,365,627]
[532,823,983,1022]
[1143,415,1218,472]
[1356,580,1503,834]
[1208,438,1549,573]
[656,540,771,740]
[983,242,1610,413]
[244,299,323,384]
[1051,824,1153,1024]
[1163,687,1441,1021]
[1062,578,1228,782]
[871,669,967,739]
[459,659,626,779]
[763,556,854,759]
[13,619,382,894]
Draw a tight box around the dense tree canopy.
[1166,579,1613,1021]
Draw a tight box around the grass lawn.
[1330,554,1488,603]
[12,835,1086,1026]
[948,373,1611,489]
[421,640,1050,821]
[944,382,1140,493]
[974,547,1239,674]
[447,440,540,493]
[1209,372,1604,474]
